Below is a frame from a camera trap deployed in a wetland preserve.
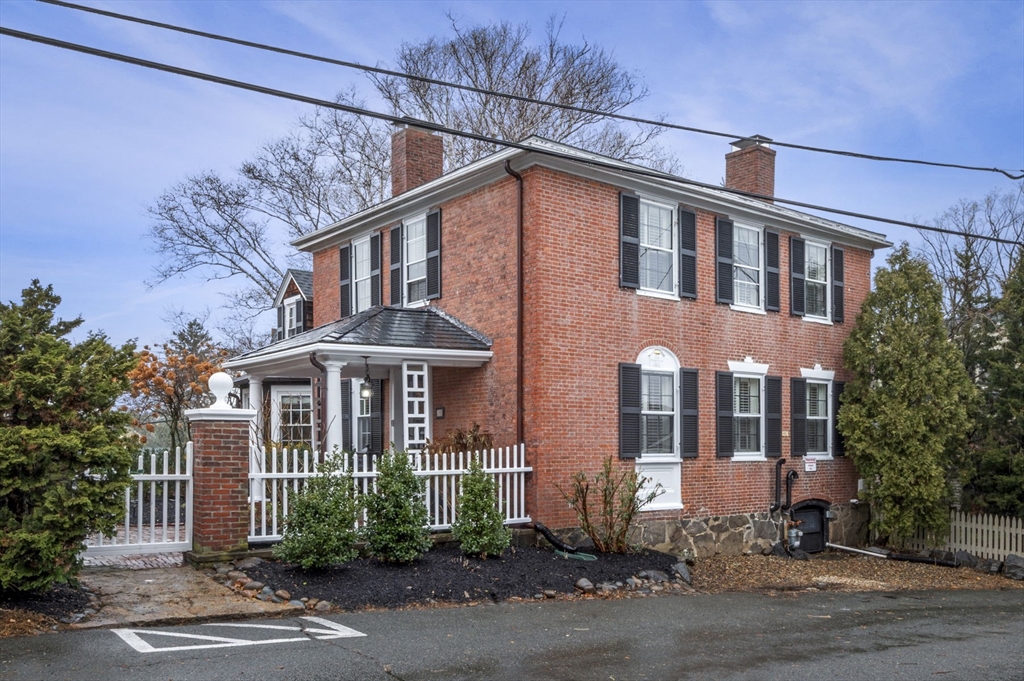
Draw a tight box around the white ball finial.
[208,372,234,409]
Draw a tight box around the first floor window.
[357,390,372,452]
[277,393,312,450]
[642,371,675,455]
[639,200,675,293]
[733,376,761,453]
[733,225,761,307]
[806,381,829,454]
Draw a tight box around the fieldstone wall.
[552,503,868,558]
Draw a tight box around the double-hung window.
[733,225,761,308]
[284,297,301,338]
[356,385,372,452]
[642,370,675,456]
[404,215,428,304]
[792,367,845,458]
[716,360,781,460]
[806,381,829,455]
[805,242,828,319]
[639,200,675,295]
[271,387,313,451]
[353,237,374,313]
[791,237,844,322]
[339,234,380,317]
[733,376,761,454]
[390,211,442,306]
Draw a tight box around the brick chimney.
[391,123,444,196]
[725,135,775,202]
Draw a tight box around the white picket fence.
[248,445,531,542]
[83,444,193,555]
[903,510,1024,561]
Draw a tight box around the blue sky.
[2,0,1022,347]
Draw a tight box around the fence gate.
[83,444,193,556]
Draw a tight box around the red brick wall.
[725,144,776,200]
[392,127,444,197]
[189,419,250,553]
[312,247,340,327]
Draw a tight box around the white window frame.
[731,223,763,313]
[729,359,769,461]
[801,365,835,458]
[637,198,677,299]
[352,235,373,314]
[283,295,301,339]
[349,381,372,453]
[804,239,831,322]
[403,213,429,307]
[636,347,682,511]
[269,385,314,451]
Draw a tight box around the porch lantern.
[359,356,373,399]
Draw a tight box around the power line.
[1,25,1021,248]
[37,0,1024,181]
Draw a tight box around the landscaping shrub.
[273,451,361,569]
[363,450,431,563]
[451,456,511,558]
[557,456,662,553]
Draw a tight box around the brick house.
[226,125,890,556]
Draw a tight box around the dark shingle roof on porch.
[231,306,491,361]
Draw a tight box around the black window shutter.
[790,237,805,316]
[303,301,313,332]
[339,244,352,318]
[620,194,640,289]
[390,224,403,305]
[275,305,284,342]
[370,233,381,307]
[370,378,383,455]
[833,381,846,456]
[716,371,734,457]
[791,377,807,457]
[765,230,780,312]
[426,210,442,300]
[716,218,734,304]
[680,368,699,458]
[619,363,641,459]
[766,376,782,458]
[832,246,845,323]
[295,299,304,333]
[678,208,698,299]
[340,378,352,452]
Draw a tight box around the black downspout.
[784,470,799,511]
[770,458,786,513]
[309,352,327,451]
[504,160,525,447]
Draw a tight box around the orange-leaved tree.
[128,318,228,451]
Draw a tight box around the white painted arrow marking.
[113,616,365,653]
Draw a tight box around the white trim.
[269,385,314,450]
[638,196,677,296]
[729,304,766,315]
[805,379,833,459]
[403,212,429,306]
[351,235,374,314]
[728,359,769,375]
[800,365,836,381]
[803,239,831,321]
[637,289,680,302]
[225,344,492,374]
[732,222,763,311]
[802,316,834,326]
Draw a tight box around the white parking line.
[112,616,366,653]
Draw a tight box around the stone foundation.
[550,502,869,558]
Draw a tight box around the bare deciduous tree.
[148,16,675,326]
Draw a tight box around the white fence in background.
[903,510,1024,561]
[249,445,531,542]
[83,444,193,555]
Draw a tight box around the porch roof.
[224,306,493,377]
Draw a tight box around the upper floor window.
[339,234,381,318]
[791,237,845,323]
[733,225,761,308]
[353,237,374,313]
[284,297,301,338]
[716,219,780,312]
[619,194,697,299]
[390,210,442,306]
[275,295,310,341]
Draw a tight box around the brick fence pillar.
[185,372,257,559]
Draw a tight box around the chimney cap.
[729,134,773,151]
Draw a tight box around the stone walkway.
[82,552,183,569]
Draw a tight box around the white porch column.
[323,361,346,453]
[248,375,264,444]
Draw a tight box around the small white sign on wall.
[804,457,817,472]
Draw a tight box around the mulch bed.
[0,583,91,638]
[244,544,678,610]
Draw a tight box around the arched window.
[637,347,680,459]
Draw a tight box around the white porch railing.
[249,445,531,542]
[902,510,1024,561]
[83,444,193,555]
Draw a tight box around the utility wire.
[1,25,1021,247]
[37,0,1024,181]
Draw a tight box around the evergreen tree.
[969,249,1024,516]
[0,281,138,591]
[839,245,975,545]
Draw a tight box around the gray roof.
[231,306,491,362]
[288,269,313,300]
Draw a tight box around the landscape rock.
[954,550,978,569]
[1003,554,1024,580]
[274,590,291,601]
[242,581,263,591]
[226,571,247,581]
[646,570,670,583]
[543,590,557,599]
[596,582,617,593]
[288,600,305,608]
[671,562,693,585]
[314,600,333,611]
[235,557,263,570]
[575,578,595,594]
[930,549,956,564]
